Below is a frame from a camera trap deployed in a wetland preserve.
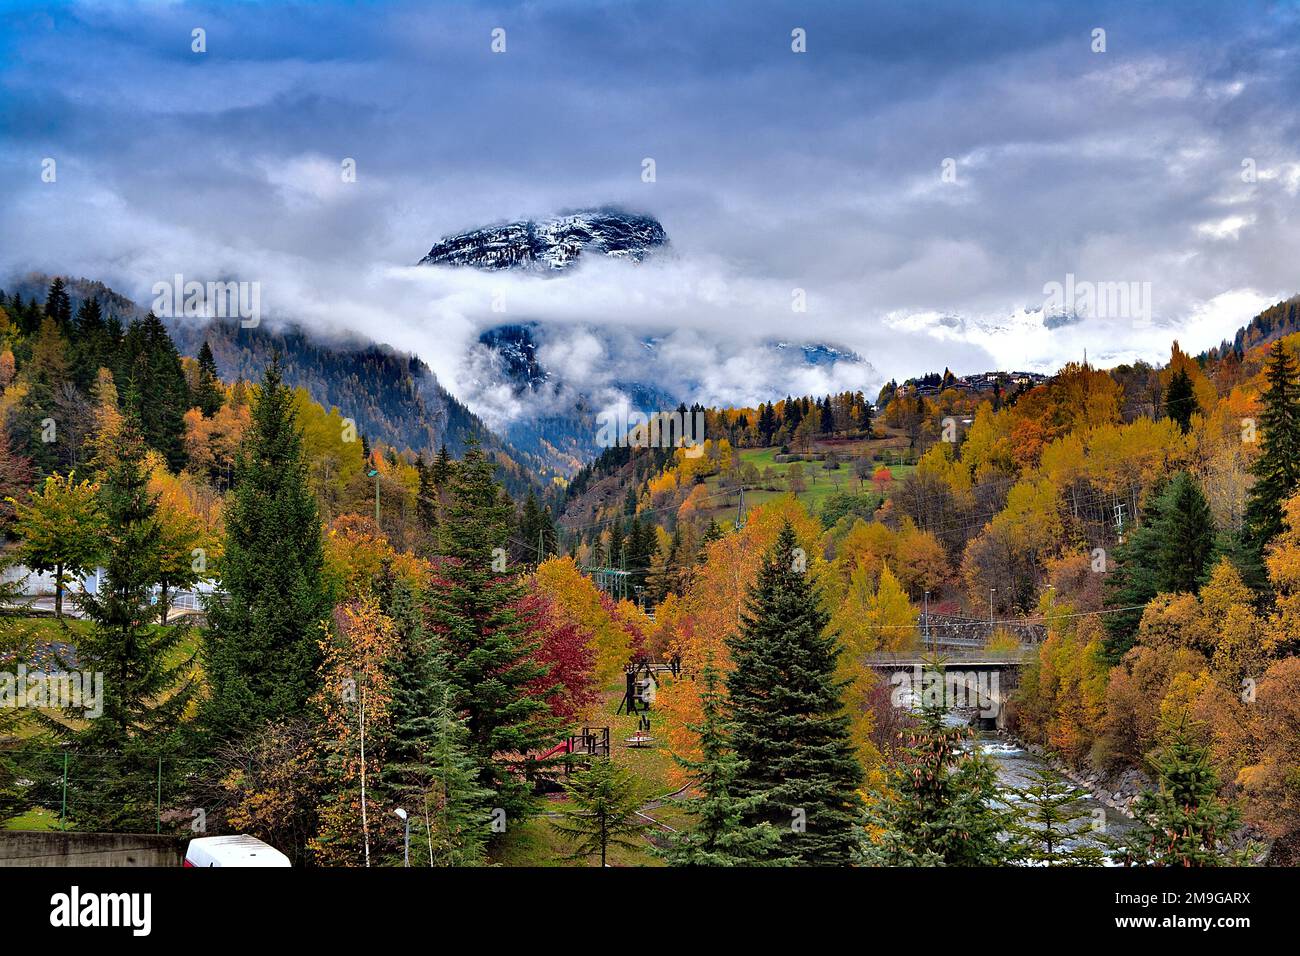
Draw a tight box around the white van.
[184,835,291,867]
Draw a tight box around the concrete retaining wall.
[0,831,184,867]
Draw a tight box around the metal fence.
[4,748,221,835]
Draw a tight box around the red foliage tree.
[519,590,599,724]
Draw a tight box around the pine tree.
[193,341,224,417]
[120,313,189,471]
[518,490,545,563]
[606,517,625,568]
[646,526,682,605]
[757,402,776,445]
[43,276,72,328]
[1103,478,1169,663]
[859,666,1014,866]
[202,359,331,740]
[1245,341,1300,551]
[1009,766,1107,866]
[381,574,493,870]
[425,438,555,820]
[1125,720,1247,866]
[727,522,863,865]
[74,419,197,748]
[551,757,645,867]
[70,296,107,392]
[413,684,496,866]
[412,453,439,551]
[1164,367,1197,433]
[1153,471,1215,595]
[660,663,788,866]
[430,442,454,486]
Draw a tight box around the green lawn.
[2,808,60,832]
[685,438,917,527]
[488,678,688,867]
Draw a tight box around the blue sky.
[3,1,1299,417]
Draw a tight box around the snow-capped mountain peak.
[418,208,667,272]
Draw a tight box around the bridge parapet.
[862,649,1034,668]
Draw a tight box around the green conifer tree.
[859,666,1014,865]
[120,314,189,470]
[1153,471,1216,595]
[1103,477,1168,663]
[659,663,787,866]
[193,341,224,417]
[1009,765,1107,866]
[201,359,331,740]
[1125,720,1248,866]
[1245,341,1300,551]
[425,439,554,820]
[727,522,863,865]
[551,757,644,867]
[75,419,197,746]
[1163,367,1197,433]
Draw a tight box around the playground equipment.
[528,727,611,793]
[617,656,681,715]
[625,714,656,748]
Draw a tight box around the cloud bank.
[2,0,1299,423]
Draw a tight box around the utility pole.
[923,590,931,644]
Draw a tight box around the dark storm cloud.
[2,0,1298,415]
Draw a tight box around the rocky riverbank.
[1001,733,1145,818]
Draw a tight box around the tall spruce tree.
[726,522,862,865]
[1245,340,1300,552]
[43,276,72,328]
[1153,471,1216,595]
[430,442,454,486]
[518,490,547,563]
[66,420,197,830]
[417,683,495,866]
[1163,367,1197,433]
[75,418,197,747]
[120,313,189,471]
[659,663,787,866]
[1103,477,1168,663]
[425,439,554,820]
[201,359,331,740]
[193,341,224,417]
[70,296,108,392]
[382,568,493,873]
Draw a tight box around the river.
[967,726,1138,861]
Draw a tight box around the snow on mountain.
[418,209,667,272]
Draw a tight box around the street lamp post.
[394,808,409,867]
